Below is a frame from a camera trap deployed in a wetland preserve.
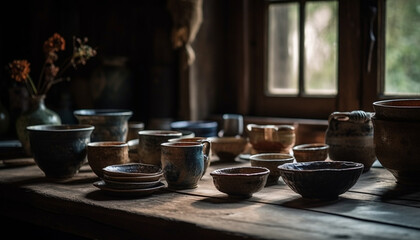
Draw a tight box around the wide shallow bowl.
[278,161,363,200]
[73,109,132,142]
[292,143,329,162]
[103,172,163,183]
[249,153,295,185]
[87,141,129,178]
[170,120,218,137]
[210,166,270,198]
[27,124,94,179]
[373,99,420,121]
[372,118,420,186]
[208,136,248,162]
[93,181,165,197]
[103,163,162,177]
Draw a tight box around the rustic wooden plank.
[2,158,420,239]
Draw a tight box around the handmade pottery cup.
[246,124,296,154]
[161,141,211,189]
[221,113,244,137]
[27,124,94,179]
[87,141,129,178]
[168,137,211,177]
[73,109,133,142]
[137,130,182,166]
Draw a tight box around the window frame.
[248,0,392,119]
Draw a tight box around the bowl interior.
[249,153,294,161]
[209,137,247,144]
[103,163,162,176]
[279,161,363,171]
[211,167,269,176]
[27,124,94,132]
[293,143,329,151]
[74,109,133,116]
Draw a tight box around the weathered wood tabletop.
[1,157,420,240]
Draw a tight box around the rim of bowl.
[210,166,270,177]
[278,161,364,172]
[249,153,295,162]
[168,137,208,142]
[27,124,94,132]
[74,109,133,116]
[139,130,182,136]
[170,120,218,129]
[88,141,128,147]
[292,143,329,151]
[373,99,420,109]
[207,136,247,143]
[161,142,203,147]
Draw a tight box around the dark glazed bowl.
[210,167,270,198]
[373,99,420,121]
[278,161,364,199]
[73,109,132,142]
[27,124,94,179]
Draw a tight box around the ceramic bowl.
[73,109,133,142]
[278,161,364,199]
[249,153,295,185]
[373,99,420,121]
[208,136,248,162]
[170,120,218,137]
[103,163,162,177]
[372,118,420,186]
[87,141,130,178]
[27,124,94,179]
[137,130,182,166]
[127,121,145,141]
[292,143,329,162]
[246,124,296,154]
[210,167,270,198]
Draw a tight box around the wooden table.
[1,157,420,240]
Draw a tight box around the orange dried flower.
[9,60,31,82]
[43,33,65,54]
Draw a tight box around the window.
[249,0,420,119]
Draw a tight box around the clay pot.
[325,110,375,172]
[87,141,129,178]
[372,99,420,186]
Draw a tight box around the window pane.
[304,1,338,95]
[385,0,420,95]
[267,3,299,95]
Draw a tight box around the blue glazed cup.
[161,141,211,189]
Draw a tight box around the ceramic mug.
[161,141,211,189]
[168,137,211,178]
[137,130,182,166]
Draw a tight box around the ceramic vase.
[16,95,62,156]
[325,110,375,172]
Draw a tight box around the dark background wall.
[0,0,180,138]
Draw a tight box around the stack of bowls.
[93,163,165,196]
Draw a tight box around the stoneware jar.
[325,110,375,172]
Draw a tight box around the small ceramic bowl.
[249,153,295,185]
[208,136,248,161]
[170,120,218,137]
[210,166,270,198]
[292,143,329,162]
[278,161,364,199]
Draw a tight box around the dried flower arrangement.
[8,33,97,97]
